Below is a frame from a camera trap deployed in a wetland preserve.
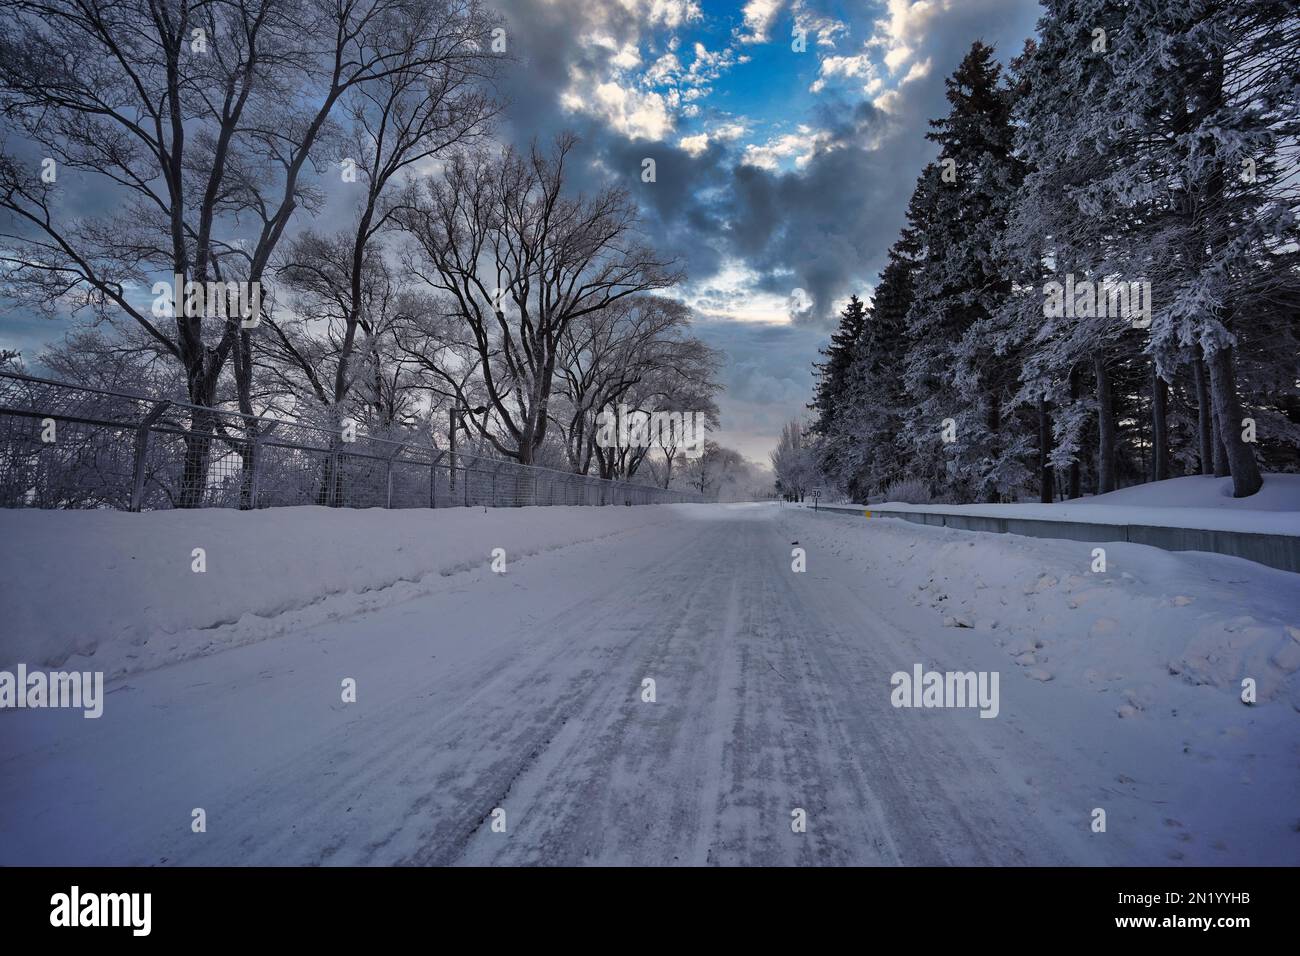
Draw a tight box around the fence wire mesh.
[0,372,706,511]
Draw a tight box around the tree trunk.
[1151,365,1169,482]
[1205,345,1262,496]
[1038,396,1054,503]
[180,414,214,509]
[1094,355,1116,495]
[180,374,218,509]
[318,443,337,507]
[1193,355,1214,475]
[1067,367,1082,499]
[1211,414,1230,477]
[235,327,257,510]
[985,393,1001,503]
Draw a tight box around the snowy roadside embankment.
[799,504,1300,708]
[852,474,1300,535]
[0,504,700,680]
[788,497,1300,863]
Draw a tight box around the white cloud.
[560,24,739,143]
[869,0,979,74]
[678,132,711,156]
[683,260,795,323]
[901,56,931,84]
[741,125,833,171]
[582,33,643,71]
[639,0,703,29]
[612,43,643,70]
[561,71,675,141]
[636,41,738,120]
[793,1,848,49]
[738,0,784,45]
[686,41,736,85]
[871,88,902,114]
[883,43,913,72]
[644,51,682,87]
[677,121,748,156]
[809,51,878,94]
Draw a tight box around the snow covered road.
[2,502,1297,866]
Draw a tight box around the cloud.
[901,57,932,84]
[883,43,913,72]
[678,132,711,156]
[741,127,831,171]
[562,75,675,141]
[809,51,880,94]
[487,0,1040,334]
[737,0,785,44]
[678,121,747,156]
[793,0,848,48]
[639,0,703,29]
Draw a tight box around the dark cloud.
[486,0,1042,327]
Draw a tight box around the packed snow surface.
[1,502,1297,865]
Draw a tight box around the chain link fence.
[0,372,706,511]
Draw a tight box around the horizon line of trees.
[807,0,1298,505]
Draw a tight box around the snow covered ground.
[0,505,682,680]
[1,501,1297,865]
[862,473,1300,535]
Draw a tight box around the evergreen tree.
[818,189,926,500]
[809,294,868,436]
[901,42,1028,502]
[1067,0,1298,495]
[811,2,1297,504]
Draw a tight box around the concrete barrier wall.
[808,503,1300,574]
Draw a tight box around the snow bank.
[813,510,1300,707]
[868,473,1300,535]
[792,506,1300,863]
[0,504,701,679]
[1072,473,1300,512]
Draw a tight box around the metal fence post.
[430,451,444,508]
[248,421,278,510]
[129,401,170,512]
[385,444,404,509]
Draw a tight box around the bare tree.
[395,134,681,464]
[685,440,745,497]
[0,0,499,504]
[770,419,816,501]
[642,364,722,489]
[553,295,721,478]
[268,17,499,420]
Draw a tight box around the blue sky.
[0,0,1048,464]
